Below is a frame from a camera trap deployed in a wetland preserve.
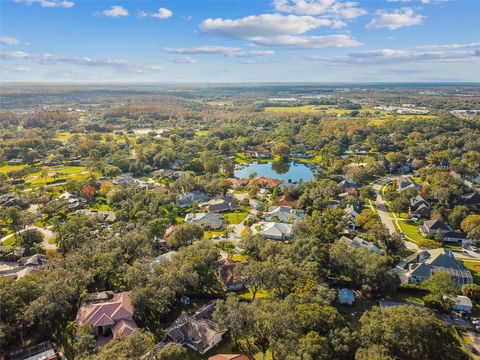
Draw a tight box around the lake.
[234,161,315,183]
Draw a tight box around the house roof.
[177,191,211,207]
[409,248,472,281]
[265,206,304,223]
[398,176,418,190]
[111,318,138,337]
[165,301,227,354]
[338,288,355,302]
[273,195,298,208]
[250,177,282,188]
[76,292,134,328]
[423,219,451,231]
[207,198,239,212]
[218,259,242,290]
[185,212,224,228]
[259,222,293,238]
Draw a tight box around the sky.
[0,0,479,83]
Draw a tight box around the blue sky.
[1,0,479,82]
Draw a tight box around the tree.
[74,324,96,357]
[461,214,480,242]
[423,272,459,296]
[359,186,376,202]
[167,223,203,249]
[462,284,480,303]
[448,205,470,229]
[272,143,290,160]
[358,306,468,360]
[82,185,96,201]
[148,343,187,360]
[94,330,154,360]
[356,345,394,360]
[19,229,44,253]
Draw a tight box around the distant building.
[249,177,282,189]
[397,176,419,192]
[8,341,57,360]
[409,195,430,219]
[177,191,211,208]
[206,198,239,213]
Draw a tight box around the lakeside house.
[407,248,472,286]
[165,300,227,354]
[249,177,282,189]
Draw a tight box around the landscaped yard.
[224,212,248,224]
[204,230,227,239]
[463,261,480,285]
[397,220,439,248]
[238,287,269,300]
[0,164,28,173]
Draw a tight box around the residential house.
[18,254,47,268]
[444,295,473,314]
[340,235,383,255]
[177,191,211,208]
[419,219,452,236]
[409,195,430,219]
[228,178,248,189]
[272,195,299,208]
[218,259,244,292]
[264,206,304,223]
[75,292,138,342]
[185,212,224,230]
[207,198,239,213]
[165,300,227,354]
[443,231,469,244]
[397,176,419,192]
[338,180,358,192]
[338,288,355,305]
[8,341,57,360]
[249,177,282,189]
[259,222,293,240]
[459,192,480,210]
[407,248,473,286]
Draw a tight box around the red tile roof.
[249,177,282,188]
[273,195,298,208]
[76,292,134,330]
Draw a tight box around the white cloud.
[162,45,275,57]
[0,51,163,73]
[0,36,29,46]
[199,13,360,49]
[171,56,197,64]
[273,0,367,19]
[366,8,424,30]
[14,0,74,8]
[101,5,129,18]
[139,7,173,20]
[302,43,480,63]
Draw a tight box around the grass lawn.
[224,212,248,224]
[1,236,17,246]
[48,237,56,245]
[0,164,28,173]
[397,220,439,248]
[230,254,248,262]
[238,287,269,300]
[90,204,111,211]
[463,261,480,285]
[204,230,226,239]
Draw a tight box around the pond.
[234,160,315,183]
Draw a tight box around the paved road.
[1,225,57,250]
[372,176,419,251]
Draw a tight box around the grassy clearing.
[463,261,480,285]
[0,164,28,173]
[1,236,17,246]
[238,287,269,300]
[230,254,248,262]
[224,212,248,224]
[264,105,320,113]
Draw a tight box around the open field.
[0,164,28,173]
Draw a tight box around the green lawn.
[204,230,226,239]
[0,164,28,173]
[230,254,248,262]
[238,287,269,300]
[264,105,320,113]
[397,220,439,248]
[1,236,17,246]
[224,212,248,224]
[463,261,480,285]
